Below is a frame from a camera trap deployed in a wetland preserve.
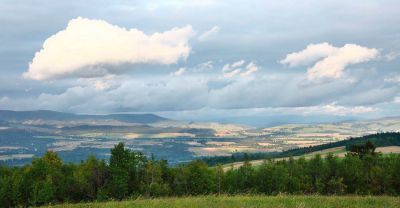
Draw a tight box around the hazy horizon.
[0,108,390,128]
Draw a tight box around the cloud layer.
[23,17,194,80]
[1,0,399,123]
[296,103,377,116]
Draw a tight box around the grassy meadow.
[47,195,400,208]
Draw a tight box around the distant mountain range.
[0,110,168,124]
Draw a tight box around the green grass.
[46,195,400,208]
[222,146,348,170]
[222,146,399,170]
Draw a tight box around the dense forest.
[1,133,400,207]
[202,132,400,165]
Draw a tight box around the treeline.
[1,142,400,206]
[202,132,400,166]
[202,151,278,166]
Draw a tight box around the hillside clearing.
[222,146,346,170]
[376,146,400,154]
[223,146,400,170]
[46,195,400,208]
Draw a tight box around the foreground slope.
[222,146,400,170]
[219,132,400,170]
[47,196,400,208]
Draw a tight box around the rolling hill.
[215,132,400,169]
[0,110,168,124]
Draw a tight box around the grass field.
[46,195,400,208]
[222,146,347,170]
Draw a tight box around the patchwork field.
[45,195,400,208]
[2,110,400,166]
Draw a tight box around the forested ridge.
[1,133,400,207]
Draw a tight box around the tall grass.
[47,195,400,208]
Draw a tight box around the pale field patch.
[0,146,27,150]
[285,140,330,147]
[35,135,70,140]
[183,141,204,146]
[83,141,120,149]
[376,146,400,154]
[79,132,104,137]
[0,154,34,161]
[206,141,236,146]
[285,140,323,144]
[49,140,88,152]
[257,142,275,146]
[123,133,141,139]
[215,131,237,137]
[149,133,195,138]
[295,133,348,139]
[189,146,262,157]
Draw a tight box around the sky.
[1,0,400,126]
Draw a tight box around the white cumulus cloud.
[281,43,379,80]
[23,17,194,80]
[308,44,379,80]
[280,42,339,67]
